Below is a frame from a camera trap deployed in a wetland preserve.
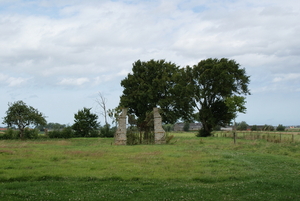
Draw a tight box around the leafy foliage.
[2,100,47,139]
[251,125,258,131]
[276,124,286,131]
[236,121,248,131]
[99,124,116,138]
[263,124,275,131]
[48,127,74,138]
[183,122,190,132]
[120,59,193,131]
[72,108,99,137]
[187,58,250,136]
[1,128,19,139]
[162,124,174,132]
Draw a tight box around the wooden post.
[292,134,294,142]
[234,131,236,144]
[233,119,236,144]
[280,134,282,143]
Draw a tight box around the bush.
[183,122,190,132]
[61,127,74,138]
[89,130,99,137]
[263,125,274,131]
[213,125,221,131]
[48,127,74,138]
[276,124,286,131]
[1,129,19,139]
[162,124,173,132]
[24,128,39,139]
[236,121,248,131]
[127,130,140,145]
[99,124,115,138]
[48,130,61,138]
[251,125,258,131]
[196,129,211,137]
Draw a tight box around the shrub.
[99,124,115,138]
[48,130,61,138]
[183,122,190,132]
[2,129,19,139]
[48,127,74,138]
[162,124,174,132]
[24,128,39,139]
[263,125,274,131]
[236,121,248,131]
[127,130,140,145]
[61,127,74,138]
[213,125,221,131]
[196,128,211,137]
[251,125,258,131]
[276,124,286,131]
[89,130,99,137]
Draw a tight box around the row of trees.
[1,101,114,139]
[235,121,286,131]
[119,58,250,137]
[2,58,251,139]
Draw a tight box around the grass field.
[1,132,300,200]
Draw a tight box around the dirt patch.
[0,150,14,155]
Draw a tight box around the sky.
[0,0,299,127]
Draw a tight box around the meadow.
[1,132,300,200]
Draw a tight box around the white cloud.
[1,0,300,125]
[273,73,300,83]
[0,73,29,87]
[58,77,90,86]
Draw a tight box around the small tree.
[251,125,258,131]
[2,100,47,139]
[263,124,274,131]
[183,122,190,132]
[276,124,286,131]
[236,121,248,131]
[96,92,109,125]
[72,107,99,137]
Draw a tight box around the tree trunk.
[19,128,24,140]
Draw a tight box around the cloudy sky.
[0,0,299,127]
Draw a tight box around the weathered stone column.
[153,107,166,144]
[114,108,127,145]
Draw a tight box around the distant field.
[1,133,300,200]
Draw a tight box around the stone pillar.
[154,107,166,144]
[114,108,127,145]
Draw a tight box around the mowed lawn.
[0,133,300,200]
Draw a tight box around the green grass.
[1,134,300,200]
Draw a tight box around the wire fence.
[213,131,300,143]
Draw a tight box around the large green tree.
[2,100,47,139]
[72,108,99,137]
[187,58,250,137]
[120,59,193,131]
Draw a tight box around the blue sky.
[0,0,300,126]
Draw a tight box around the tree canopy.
[119,59,193,131]
[72,107,99,137]
[2,100,47,139]
[119,58,250,137]
[185,58,250,136]
[236,121,249,131]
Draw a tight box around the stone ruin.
[114,107,166,145]
[114,108,127,145]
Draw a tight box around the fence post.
[292,134,294,142]
[280,133,282,143]
[234,131,236,144]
